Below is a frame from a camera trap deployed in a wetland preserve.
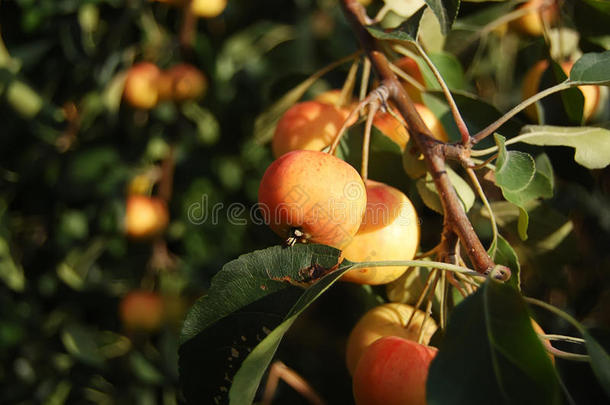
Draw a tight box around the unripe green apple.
[522,59,600,122]
[345,303,437,375]
[353,336,437,405]
[272,101,351,158]
[125,195,169,239]
[341,180,419,285]
[123,62,162,109]
[510,0,558,37]
[119,290,164,332]
[257,150,366,249]
[191,0,227,18]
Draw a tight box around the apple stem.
[262,361,326,405]
[361,97,380,180]
[417,298,434,345]
[413,41,471,144]
[470,81,571,146]
[359,57,371,102]
[465,167,498,254]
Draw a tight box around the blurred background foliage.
[0,0,609,404]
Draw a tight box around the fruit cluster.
[256,55,451,404]
[123,62,207,109]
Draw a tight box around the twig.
[340,0,503,278]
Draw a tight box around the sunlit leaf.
[424,0,460,35]
[494,134,535,192]
[516,124,610,169]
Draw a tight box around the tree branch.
[340,0,505,278]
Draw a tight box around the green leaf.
[229,263,351,405]
[427,280,561,405]
[61,324,105,368]
[424,0,461,35]
[178,244,342,404]
[516,124,610,169]
[582,330,610,399]
[0,237,25,292]
[569,51,610,85]
[582,0,610,14]
[365,6,425,43]
[488,234,520,290]
[253,54,356,144]
[416,167,475,214]
[427,52,466,90]
[494,134,535,192]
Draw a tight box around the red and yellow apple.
[510,0,559,37]
[119,290,164,332]
[123,62,162,109]
[522,59,600,122]
[125,195,169,239]
[258,150,366,249]
[341,180,419,284]
[352,336,437,405]
[345,303,437,375]
[272,101,351,158]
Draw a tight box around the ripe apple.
[272,100,351,158]
[510,0,558,37]
[345,303,437,375]
[353,336,438,405]
[123,62,162,109]
[257,150,367,249]
[395,56,425,103]
[125,195,169,239]
[314,89,355,108]
[191,0,227,18]
[341,180,419,285]
[119,290,164,332]
[372,106,410,149]
[522,59,600,122]
[163,63,208,102]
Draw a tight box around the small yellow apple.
[125,195,169,239]
[123,62,162,110]
[191,0,227,18]
[341,180,420,285]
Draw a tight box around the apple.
[314,89,355,109]
[257,150,367,249]
[341,180,420,285]
[372,106,410,149]
[352,336,437,405]
[123,62,162,109]
[119,290,164,332]
[522,59,600,122]
[395,56,425,103]
[125,195,169,239]
[191,0,227,18]
[163,63,208,102]
[272,100,351,158]
[345,303,437,375]
[510,0,558,37]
